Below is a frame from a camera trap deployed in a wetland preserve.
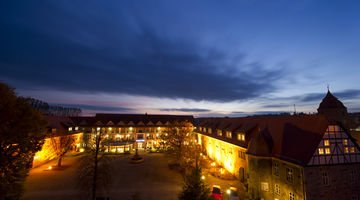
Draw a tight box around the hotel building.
[33,114,193,166]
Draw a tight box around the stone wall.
[304,164,360,200]
[247,155,305,200]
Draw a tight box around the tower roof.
[247,127,273,157]
[318,90,346,110]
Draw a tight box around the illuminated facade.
[32,116,83,167]
[72,114,194,153]
[196,91,360,200]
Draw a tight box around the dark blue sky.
[1,0,360,116]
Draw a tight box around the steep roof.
[43,115,76,136]
[197,115,330,165]
[71,114,194,127]
[247,127,273,157]
[318,90,346,110]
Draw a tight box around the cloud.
[300,89,360,102]
[0,1,285,102]
[262,103,291,108]
[231,111,246,114]
[160,108,211,112]
[53,104,133,112]
[231,111,290,116]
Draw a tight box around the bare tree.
[77,130,112,200]
[162,121,196,167]
[50,134,76,167]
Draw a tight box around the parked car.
[211,185,223,200]
[228,187,239,200]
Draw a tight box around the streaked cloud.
[159,108,211,112]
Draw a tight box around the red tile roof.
[43,115,75,136]
[71,114,194,127]
[197,115,330,165]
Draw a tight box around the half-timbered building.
[195,90,360,200]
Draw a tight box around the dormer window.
[237,133,245,141]
[217,129,222,136]
[226,131,232,138]
[208,128,212,134]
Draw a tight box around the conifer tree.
[178,166,212,200]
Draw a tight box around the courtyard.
[24,152,243,200]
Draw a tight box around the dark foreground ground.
[24,153,241,200]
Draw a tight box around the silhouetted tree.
[28,98,82,117]
[0,83,47,199]
[77,130,112,200]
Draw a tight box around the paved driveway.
[24,153,183,200]
[24,152,243,200]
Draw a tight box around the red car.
[211,185,223,200]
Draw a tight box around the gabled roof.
[198,115,330,165]
[43,115,76,136]
[71,114,194,127]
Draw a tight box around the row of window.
[322,139,351,147]
[199,127,246,141]
[318,146,355,155]
[68,127,79,131]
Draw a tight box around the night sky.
[1,0,360,116]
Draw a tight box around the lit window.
[275,184,280,195]
[325,148,330,154]
[345,147,349,153]
[237,133,245,141]
[344,139,348,146]
[350,147,355,153]
[286,168,293,182]
[226,131,232,138]
[324,140,330,146]
[68,127,72,131]
[289,192,295,200]
[322,171,329,185]
[75,126,79,131]
[208,128,212,134]
[261,182,269,191]
[217,129,222,136]
[318,148,324,155]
